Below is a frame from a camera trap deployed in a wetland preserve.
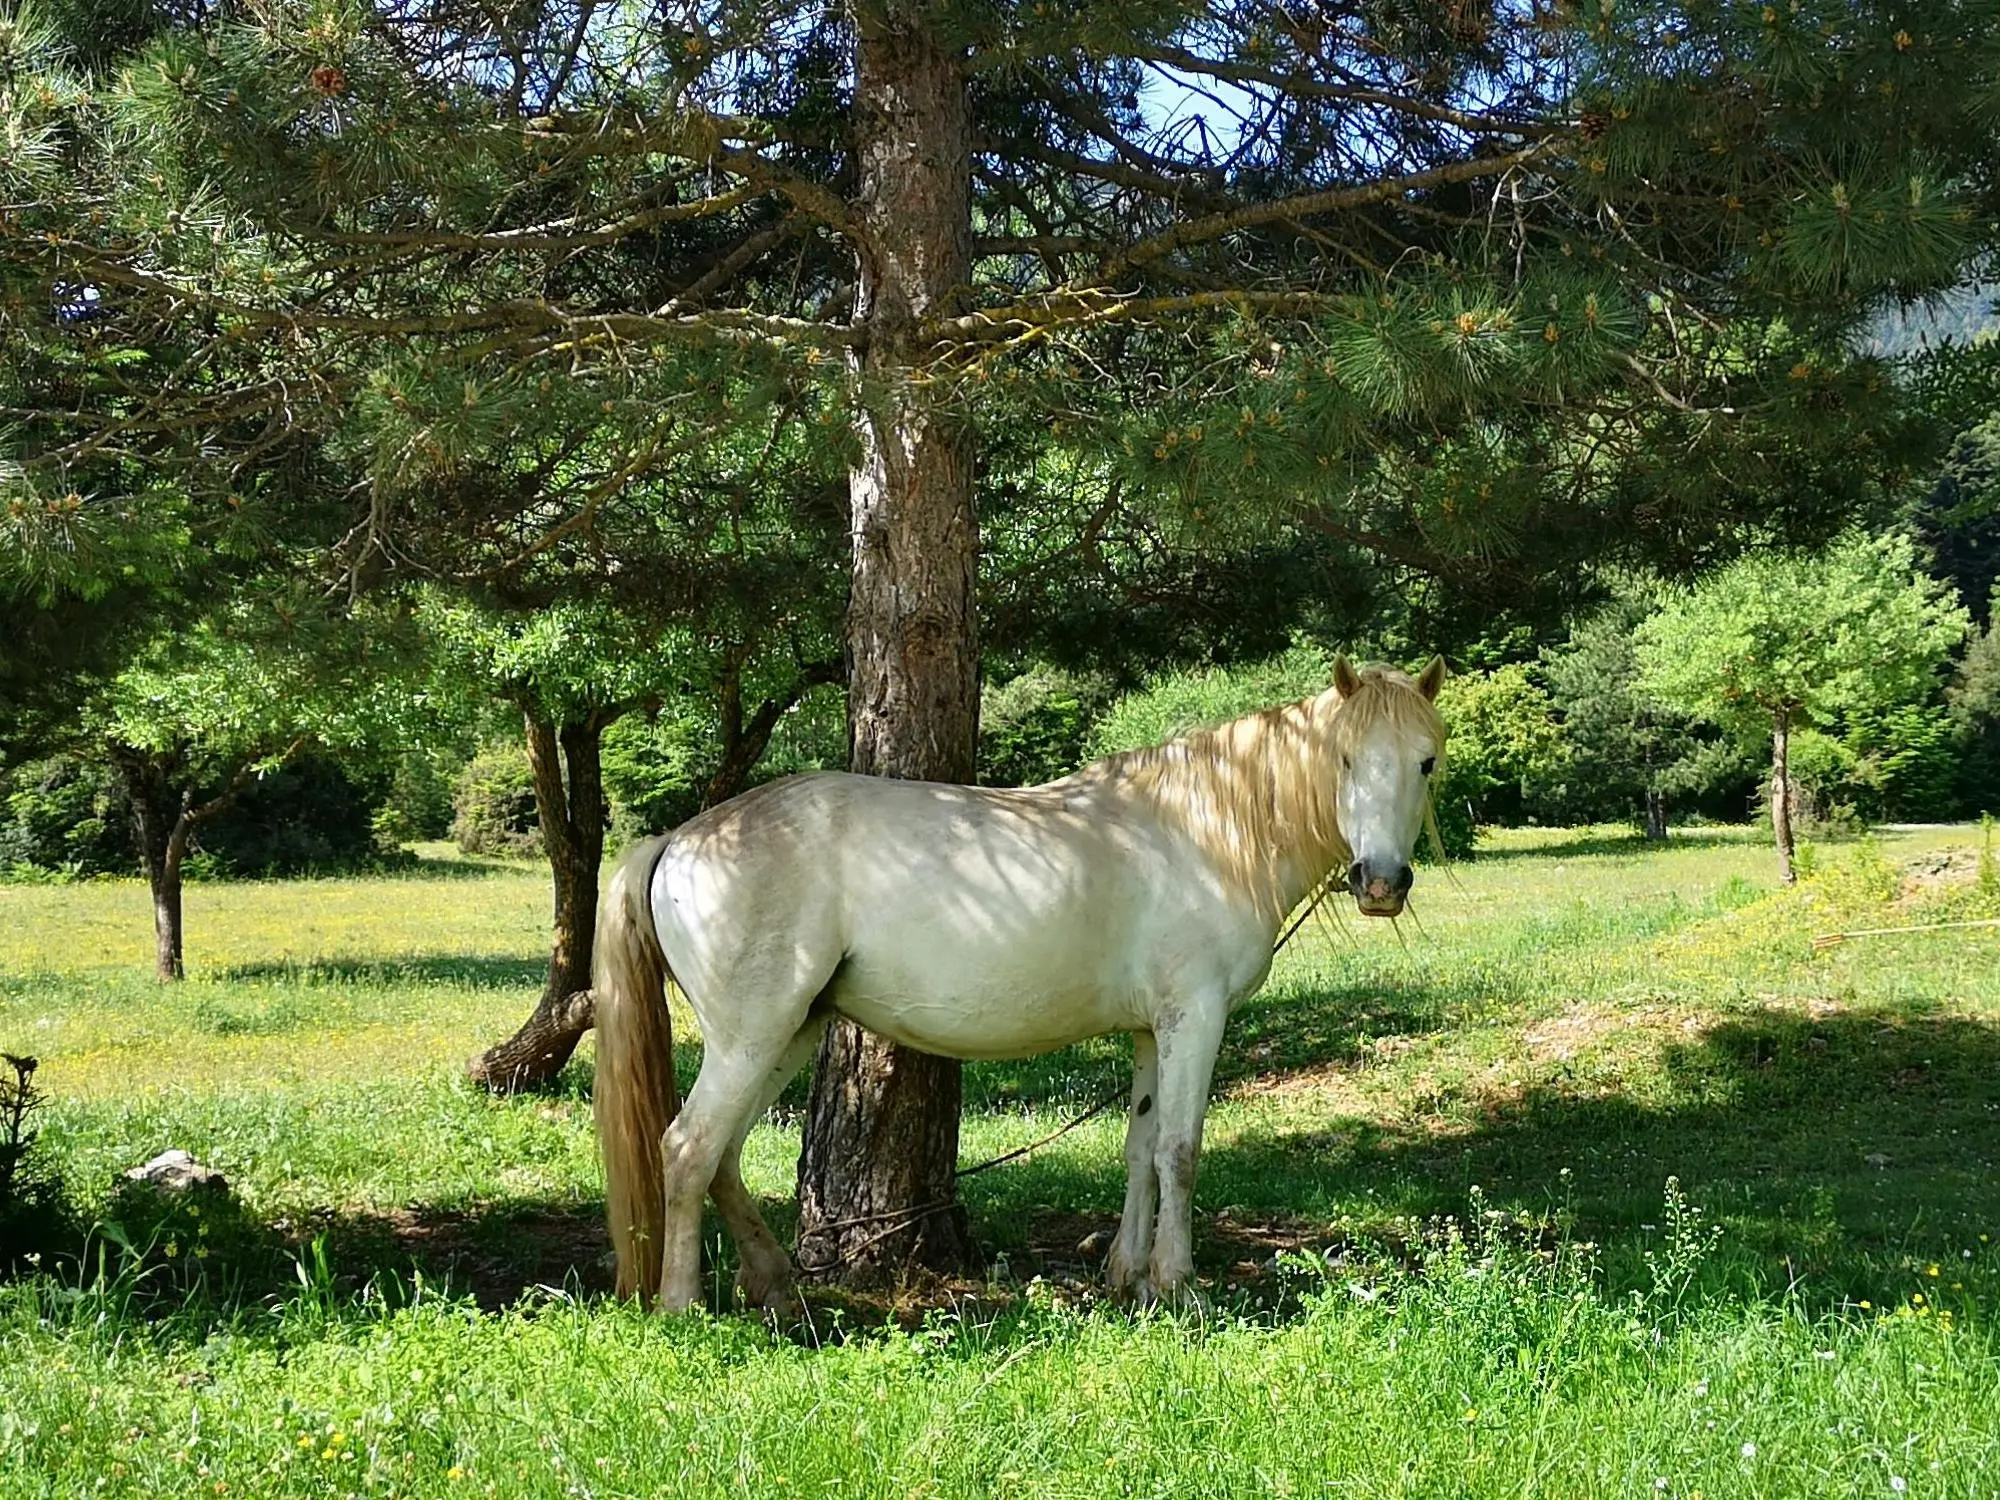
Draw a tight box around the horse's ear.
[1415,655,1447,702]
[1332,654,1362,698]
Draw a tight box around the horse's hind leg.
[708,1017,827,1315]
[658,1025,808,1313]
[1107,1030,1160,1293]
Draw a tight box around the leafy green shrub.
[1085,644,1335,758]
[1950,606,2000,817]
[1846,704,1962,822]
[451,741,541,856]
[1432,665,1567,837]
[1784,727,1862,828]
[980,666,1117,786]
[372,749,460,846]
[0,756,132,876]
[602,713,703,842]
[197,757,395,876]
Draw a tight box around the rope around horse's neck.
[796,879,1346,1276]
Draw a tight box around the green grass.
[4,824,2000,1496]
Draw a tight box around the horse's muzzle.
[1348,859,1413,917]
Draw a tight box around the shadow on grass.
[1469,828,1762,862]
[50,986,2000,1327]
[215,955,548,990]
[965,1005,2000,1308]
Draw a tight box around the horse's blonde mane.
[1076,664,1447,920]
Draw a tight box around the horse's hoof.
[736,1273,801,1321]
[1133,1278,1210,1317]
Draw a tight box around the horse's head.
[1330,655,1447,918]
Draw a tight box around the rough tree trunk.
[113,750,196,981]
[1771,706,1796,885]
[795,4,980,1286]
[1644,787,1668,842]
[466,709,612,1092]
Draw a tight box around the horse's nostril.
[1391,865,1414,896]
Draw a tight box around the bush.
[602,713,704,843]
[0,756,133,876]
[452,740,541,856]
[1432,665,1567,836]
[196,757,392,876]
[980,666,1118,787]
[1951,610,2000,817]
[1784,727,1863,828]
[1846,704,1962,822]
[1085,644,1335,758]
[372,749,460,846]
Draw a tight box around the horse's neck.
[1118,697,1348,924]
[1252,706,1351,916]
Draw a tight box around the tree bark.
[115,751,192,981]
[466,707,612,1092]
[795,5,980,1287]
[1771,706,1796,885]
[1644,787,1668,841]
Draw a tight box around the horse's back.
[653,771,1267,1059]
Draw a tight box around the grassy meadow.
[3,824,2000,1496]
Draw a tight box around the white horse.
[593,655,1447,1313]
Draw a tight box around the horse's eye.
[1420,756,1436,777]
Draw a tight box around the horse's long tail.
[592,834,679,1304]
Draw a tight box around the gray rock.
[121,1149,228,1196]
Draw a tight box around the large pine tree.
[6,0,1999,1285]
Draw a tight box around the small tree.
[1636,534,1970,882]
[1541,592,1738,838]
[427,597,838,1091]
[90,593,417,977]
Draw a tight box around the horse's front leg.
[1106,1030,1159,1292]
[1142,1001,1227,1308]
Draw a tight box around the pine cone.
[1579,108,1612,141]
[310,65,348,97]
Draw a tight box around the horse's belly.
[827,936,1139,1060]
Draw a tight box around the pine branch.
[1130,44,1562,139]
[930,288,1336,346]
[316,184,766,252]
[1103,144,1557,274]
[27,248,861,353]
